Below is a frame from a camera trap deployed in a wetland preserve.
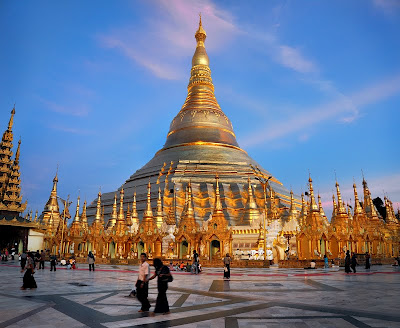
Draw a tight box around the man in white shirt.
[136,253,150,312]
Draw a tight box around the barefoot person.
[136,253,150,312]
[148,258,172,315]
[223,253,231,280]
[87,251,95,271]
[21,252,37,290]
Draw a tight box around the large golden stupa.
[86,17,301,230]
[28,17,398,263]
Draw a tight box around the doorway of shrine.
[137,241,144,255]
[210,240,220,259]
[180,240,188,258]
[320,237,326,255]
[109,242,116,258]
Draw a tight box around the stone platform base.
[279,259,328,269]
[68,257,270,268]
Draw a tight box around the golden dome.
[163,16,239,151]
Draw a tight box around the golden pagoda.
[28,16,398,265]
[86,16,302,251]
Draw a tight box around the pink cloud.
[98,0,236,80]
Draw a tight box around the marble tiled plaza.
[1,261,400,328]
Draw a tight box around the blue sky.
[1,0,399,217]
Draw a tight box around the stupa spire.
[131,190,139,225]
[81,200,88,230]
[353,183,363,215]
[318,194,326,217]
[186,181,195,219]
[8,105,15,131]
[106,193,118,230]
[162,15,239,151]
[214,174,223,213]
[15,139,21,163]
[117,188,125,221]
[94,189,102,223]
[144,180,153,218]
[332,194,337,218]
[74,196,80,223]
[335,181,346,215]
[308,176,318,211]
[155,187,164,229]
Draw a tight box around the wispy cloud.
[98,0,236,80]
[38,96,90,117]
[241,74,400,147]
[373,0,400,15]
[49,125,95,135]
[277,45,317,73]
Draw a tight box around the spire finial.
[195,12,207,48]
[8,105,15,130]
[15,138,21,162]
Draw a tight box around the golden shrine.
[2,17,399,265]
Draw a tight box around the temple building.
[16,17,400,265]
[0,107,37,253]
[84,16,302,261]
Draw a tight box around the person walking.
[20,251,27,272]
[21,252,37,290]
[148,258,172,315]
[351,252,358,273]
[365,252,371,270]
[50,254,57,271]
[136,253,150,313]
[87,251,95,271]
[324,254,329,269]
[192,250,199,274]
[223,253,232,280]
[39,250,45,269]
[34,250,41,269]
[344,250,351,274]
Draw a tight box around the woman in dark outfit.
[148,258,172,314]
[223,253,231,279]
[21,252,37,290]
[344,250,351,274]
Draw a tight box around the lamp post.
[250,165,272,264]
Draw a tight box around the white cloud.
[241,74,400,148]
[277,45,317,73]
[38,97,90,117]
[373,0,400,15]
[98,0,237,80]
[49,125,95,135]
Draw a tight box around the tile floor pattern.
[1,261,400,327]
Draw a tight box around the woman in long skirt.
[344,250,351,274]
[223,253,231,279]
[148,258,172,315]
[21,252,37,290]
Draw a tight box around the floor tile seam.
[0,303,52,328]
[99,302,273,328]
[272,301,400,322]
[168,286,246,301]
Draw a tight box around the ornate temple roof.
[0,106,27,214]
[86,17,301,226]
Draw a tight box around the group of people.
[135,253,172,315]
[344,251,372,273]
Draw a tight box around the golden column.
[250,165,272,263]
